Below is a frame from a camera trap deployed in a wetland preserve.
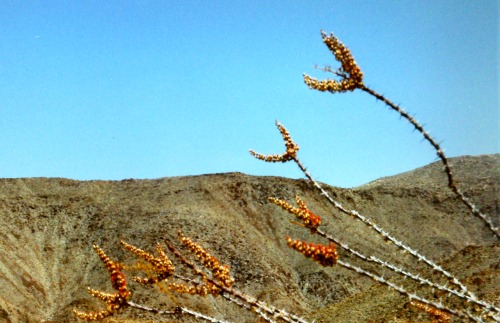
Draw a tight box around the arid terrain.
[0,154,498,323]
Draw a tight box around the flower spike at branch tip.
[73,245,131,321]
[250,120,299,163]
[269,195,321,233]
[286,237,338,267]
[120,240,175,285]
[410,300,452,323]
[304,31,364,93]
[177,231,235,288]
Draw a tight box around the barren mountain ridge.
[0,154,498,322]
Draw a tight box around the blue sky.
[1,1,498,188]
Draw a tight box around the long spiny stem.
[315,228,500,316]
[335,259,483,322]
[360,85,499,238]
[292,155,473,293]
[127,301,230,323]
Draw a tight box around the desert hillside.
[0,154,498,322]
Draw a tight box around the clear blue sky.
[1,1,498,188]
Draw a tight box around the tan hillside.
[0,154,498,322]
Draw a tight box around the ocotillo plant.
[250,31,499,322]
[73,31,499,322]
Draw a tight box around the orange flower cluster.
[249,121,299,163]
[120,240,175,285]
[178,231,234,288]
[286,237,338,267]
[269,195,321,232]
[410,301,451,323]
[304,31,364,93]
[169,281,220,296]
[73,245,131,321]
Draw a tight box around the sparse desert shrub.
[73,31,499,322]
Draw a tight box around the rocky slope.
[0,154,498,322]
